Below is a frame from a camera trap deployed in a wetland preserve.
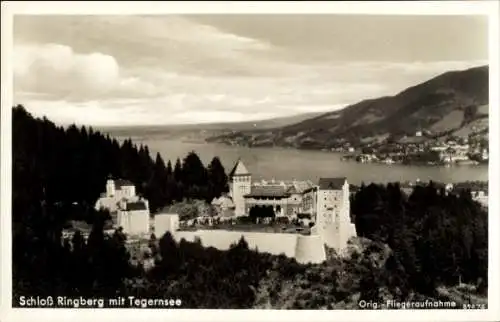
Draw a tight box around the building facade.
[96,179,141,213]
[226,159,357,252]
[95,178,150,236]
[211,194,236,217]
[228,159,252,216]
[154,213,180,238]
[116,200,150,236]
[307,178,356,251]
[227,159,316,219]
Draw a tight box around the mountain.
[100,112,324,141]
[207,65,489,149]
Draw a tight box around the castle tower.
[312,177,356,252]
[106,179,116,197]
[228,159,251,216]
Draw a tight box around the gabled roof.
[126,201,148,211]
[286,185,299,194]
[229,159,250,177]
[245,185,290,198]
[291,180,315,194]
[318,177,347,190]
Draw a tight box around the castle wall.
[295,234,326,264]
[339,223,357,253]
[172,230,326,264]
[154,213,179,238]
[174,230,298,257]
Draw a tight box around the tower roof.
[115,179,134,188]
[229,159,250,177]
[318,177,347,190]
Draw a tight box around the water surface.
[115,136,488,185]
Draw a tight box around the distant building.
[482,148,489,161]
[244,180,315,218]
[211,194,236,217]
[228,158,357,252]
[95,178,150,236]
[472,192,488,208]
[228,159,252,216]
[401,181,454,196]
[95,179,141,213]
[117,200,150,236]
[106,179,136,199]
[304,177,357,251]
[453,182,488,208]
[228,159,315,219]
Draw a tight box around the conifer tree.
[207,156,229,201]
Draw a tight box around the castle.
[93,159,357,262]
[94,178,150,236]
[225,159,357,252]
[227,159,317,218]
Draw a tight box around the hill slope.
[207,65,489,149]
[100,112,324,141]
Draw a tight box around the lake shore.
[107,136,488,186]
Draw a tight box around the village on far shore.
[61,158,489,271]
[339,130,489,166]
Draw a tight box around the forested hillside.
[208,65,489,149]
[13,105,229,217]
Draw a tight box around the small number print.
[463,303,487,309]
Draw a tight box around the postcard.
[1,1,499,322]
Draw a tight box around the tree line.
[350,182,488,297]
[13,105,229,219]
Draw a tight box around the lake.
[114,135,488,185]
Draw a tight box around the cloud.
[15,43,118,99]
[15,56,487,125]
[13,42,170,102]
[12,16,488,126]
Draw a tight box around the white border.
[1,1,499,322]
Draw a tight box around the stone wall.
[173,230,326,264]
[154,213,179,238]
[294,234,327,264]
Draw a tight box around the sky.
[13,14,488,126]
